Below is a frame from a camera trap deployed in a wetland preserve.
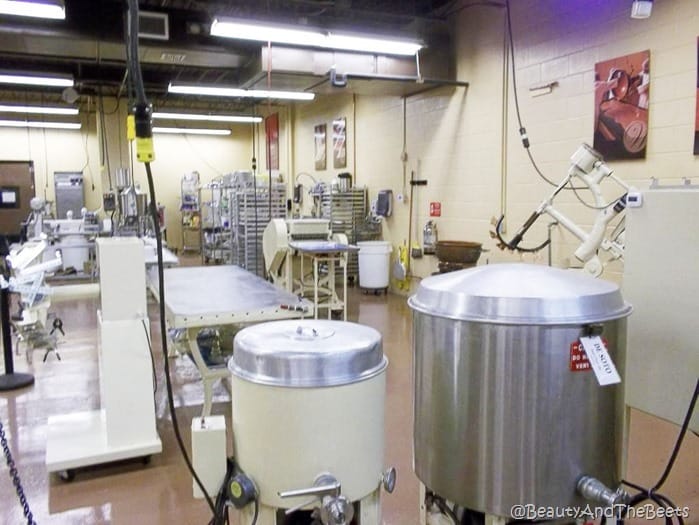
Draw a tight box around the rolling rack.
[230,175,287,277]
[180,172,201,253]
[199,181,231,264]
[319,186,379,282]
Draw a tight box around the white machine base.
[192,416,226,499]
[45,239,162,475]
[45,409,162,472]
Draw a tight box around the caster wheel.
[59,469,76,482]
[142,455,151,465]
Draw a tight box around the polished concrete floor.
[0,268,697,524]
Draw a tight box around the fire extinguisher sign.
[429,202,441,217]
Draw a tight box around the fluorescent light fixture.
[0,73,73,88]
[631,0,653,18]
[0,0,65,19]
[210,18,422,56]
[0,119,80,130]
[153,127,231,136]
[153,111,262,123]
[168,83,315,101]
[0,104,78,115]
[326,34,422,56]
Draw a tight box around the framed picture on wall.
[694,37,699,155]
[593,50,650,160]
[332,117,347,169]
[314,124,327,170]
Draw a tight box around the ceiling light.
[0,73,74,88]
[152,111,262,123]
[0,104,78,115]
[0,119,80,130]
[153,127,231,136]
[168,83,315,101]
[0,0,65,20]
[630,0,653,18]
[210,17,422,56]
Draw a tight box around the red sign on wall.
[429,202,441,217]
[265,113,279,170]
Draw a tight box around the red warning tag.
[570,341,591,372]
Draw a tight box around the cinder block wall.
[293,0,698,287]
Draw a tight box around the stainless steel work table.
[149,265,312,415]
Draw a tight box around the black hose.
[616,378,698,525]
[126,0,147,105]
[251,498,259,525]
[123,0,217,518]
[434,496,459,524]
[145,162,217,517]
[652,379,698,492]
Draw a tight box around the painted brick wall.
[342,0,699,286]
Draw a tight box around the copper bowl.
[435,241,483,264]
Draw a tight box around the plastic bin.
[357,241,392,290]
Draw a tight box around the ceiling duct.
[239,44,466,97]
[0,1,464,96]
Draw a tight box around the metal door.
[0,161,35,241]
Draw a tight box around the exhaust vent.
[139,11,169,41]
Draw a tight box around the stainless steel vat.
[408,263,632,516]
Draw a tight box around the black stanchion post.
[0,235,34,391]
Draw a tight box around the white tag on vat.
[579,336,621,386]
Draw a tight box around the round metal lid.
[408,263,632,325]
[229,319,387,387]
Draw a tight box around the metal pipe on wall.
[499,12,509,232]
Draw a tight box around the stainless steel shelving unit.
[230,179,287,277]
[199,182,231,264]
[180,172,201,253]
[319,186,379,281]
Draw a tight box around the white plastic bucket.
[58,235,90,272]
[357,241,392,289]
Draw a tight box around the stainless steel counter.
[150,265,312,329]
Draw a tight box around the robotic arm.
[493,144,627,276]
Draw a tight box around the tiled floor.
[0,268,697,524]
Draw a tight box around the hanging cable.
[504,0,592,192]
[124,0,216,517]
[98,86,113,191]
[504,0,556,187]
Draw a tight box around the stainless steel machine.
[228,319,395,524]
[408,263,632,523]
[108,168,149,236]
[263,218,334,290]
[53,171,84,219]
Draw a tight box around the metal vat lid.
[408,263,632,324]
[229,320,387,387]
